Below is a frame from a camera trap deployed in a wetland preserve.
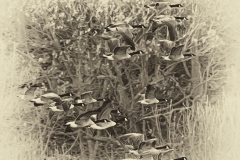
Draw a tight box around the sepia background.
[0,0,240,159]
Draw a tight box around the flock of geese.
[93,2,196,63]
[18,1,193,160]
[19,83,186,159]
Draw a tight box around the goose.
[31,92,75,106]
[105,22,146,32]
[121,134,172,157]
[96,101,117,120]
[47,102,85,120]
[138,85,167,105]
[89,117,128,130]
[74,91,105,104]
[127,138,158,156]
[30,97,46,106]
[91,100,121,136]
[65,99,111,128]
[107,38,121,53]
[18,84,42,100]
[104,23,136,50]
[64,110,101,128]
[144,2,183,10]
[161,44,195,61]
[138,141,174,157]
[102,45,144,61]
[39,92,71,104]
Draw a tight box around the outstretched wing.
[80,91,93,101]
[117,28,135,50]
[96,98,111,111]
[41,92,62,103]
[145,84,156,99]
[113,45,131,55]
[76,110,101,120]
[170,44,184,56]
[107,38,120,52]
[96,99,114,120]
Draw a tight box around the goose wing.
[107,38,120,52]
[96,100,114,120]
[75,99,111,120]
[145,84,156,99]
[138,139,156,153]
[76,110,100,120]
[80,91,93,100]
[61,101,73,112]
[117,28,135,50]
[96,98,111,111]
[41,92,62,103]
[169,44,184,57]
[113,45,131,55]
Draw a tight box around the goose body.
[144,2,183,10]
[30,92,74,107]
[30,98,46,106]
[128,138,157,156]
[138,140,174,157]
[138,84,160,105]
[103,45,144,61]
[65,110,100,128]
[89,117,127,130]
[161,45,195,61]
[89,119,116,130]
[105,22,146,32]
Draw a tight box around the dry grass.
[0,0,240,159]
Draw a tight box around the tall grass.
[0,0,240,159]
